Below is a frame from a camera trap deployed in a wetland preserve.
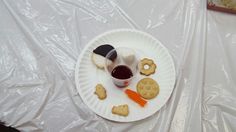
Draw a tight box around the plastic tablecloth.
[0,0,235,131]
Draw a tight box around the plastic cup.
[105,47,139,88]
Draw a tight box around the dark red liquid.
[111,65,133,79]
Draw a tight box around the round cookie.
[92,44,117,69]
[136,78,159,100]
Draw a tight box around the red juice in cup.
[105,47,138,88]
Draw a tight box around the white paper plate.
[75,29,176,122]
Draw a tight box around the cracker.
[112,104,129,116]
[136,78,159,99]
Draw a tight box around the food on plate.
[139,58,156,76]
[125,89,147,107]
[92,54,110,69]
[112,104,129,116]
[92,44,117,69]
[94,84,107,100]
[136,78,159,100]
[121,50,135,65]
[111,65,133,79]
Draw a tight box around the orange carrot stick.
[125,89,147,107]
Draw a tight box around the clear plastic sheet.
[0,0,235,131]
[203,11,236,132]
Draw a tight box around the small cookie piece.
[112,104,129,116]
[139,58,156,76]
[94,84,107,100]
[136,78,159,100]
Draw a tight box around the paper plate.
[75,29,176,122]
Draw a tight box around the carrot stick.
[125,89,147,107]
